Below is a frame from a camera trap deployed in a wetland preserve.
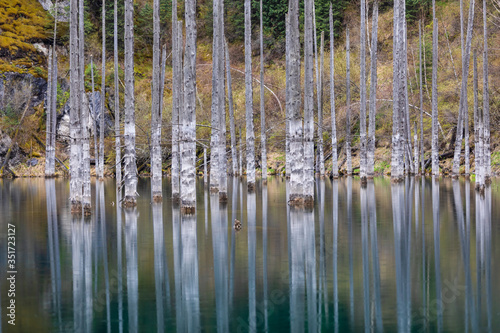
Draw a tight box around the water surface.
[0,177,498,332]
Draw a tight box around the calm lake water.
[0,177,498,332]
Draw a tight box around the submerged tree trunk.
[225,40,238,176]
[210,0,221,194]
[171,0,181,202]
[431,0,439,176]
[285,13,291,179]
[260,0,267,184]
[180,0,197,213]
[414,122,418,173]
[329,5,338,178]
[318,31,325,177]
[482,0,491,181]
[79,0,91,215]
[123,0,137,207]
[359,0,367,180]
[244,0,256,191]
[98,0,105,179]
[91,56,98,177]
[303,0,314,205]
[367,0,378,178]
[288,0,304,204]
[218,0,227,202]
[114,0,121,193]
[150,0,162,201]
[45,49,54,176]
[346,27,352,176]
[419,21,424,174]
[452,0,475,177]
[473,50,482,188]
[69,0,82,211]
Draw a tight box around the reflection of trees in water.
[125,208,138,332]
[181,213,200,332]
[153,203,168,332]
[248,191,257,332]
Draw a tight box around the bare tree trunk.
[50,49,57,176]
[359,0,367,180]
[123,0,137,207]
[318,31,325,177]
[285,13,291,179]
[402,18,412,174]
[329,6,338,178]
[79,0,91,215]
[288,0,304,204]
[414,122,419,173]
[473,50,483,189]
[419,21,424,174]
[367,0,378,178]
[151,0,162,201]
[204,147,207,185]
[225,41,237,176]
[114,0,122,193]
[98,0,105,179]
[244,0,256,191]
[171,0,181,202]
[180,0,197,213]
[239,126,243,177]
[452,0,475,177]
[45,49,53,176]
[218,0,227,201]
[483,0,491,181]
[210,0,221,193]
[91,55,99,177]
[431,0,439,176]
[303,0,314,204]
[260,0,267,184]
[346,27,352,176]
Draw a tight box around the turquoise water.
[0,177,498,332]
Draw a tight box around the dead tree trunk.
[367,0,378,178]
[244,0,256,191]
[431,0,439,176]
[260,0,267,184]
[218,0,227,201]
[419,21,424,174]
[303,0,314,204]
[329,5,338,178]
[171,0,181,202]
[180,0,197,213]
[45,49,54,176]
[482,0,491,181]
[359,0,367,180]
[114,0,122,193]
[79,0,91,214]
[99,0,105,179]
[288,0,304,204]
[285,13,291,179]
[346,27,352,176]
[150,0,162,201]
[318,31,325,177]
[123,0,138,207]
[210,0,221,194]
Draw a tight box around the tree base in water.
[181,205,195,215]
[172,192,181,204]
[247,182,255,192]
[219,191,228,203]
[83,203,91,216]
[391,176,404,183]
[123,196,137,207]
[152,193,163,203]
[70,200,82,214]
[262,179,267,185]
[210,186,219,194]
[360,176,367,187]
[475,183,485,195]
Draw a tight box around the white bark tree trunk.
[367,0,378,178]
[244,0,256,191]
[79,0,91,214]
[91,56,98,177]
[329,5,338,178]
[151,0,162,201]
[419,21,424,174]
[218,0,227,201]
[473,50,483,189]
[288,0,304,204]
[50,49,57,176]
[171,0,181,201]
[345,27,352,176]
[285,13,291,179]
[98,0,105,179]
[204,147,207,185]
[414,122,418,173]
[239,127,243,177]
[482,0,491,181]
[318,31,325,177]
[70,0,81,211]
[452,0,475,177]
[260,0,267,184]
[431,0,439,176]
[180,0,197,213]
[210,0,221,194]
[114,0,122,193]
[123,0,137,206]
[359,0,367,180]
[45,48,53,176]
[225,40,238,176]
[303,0,314,204]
